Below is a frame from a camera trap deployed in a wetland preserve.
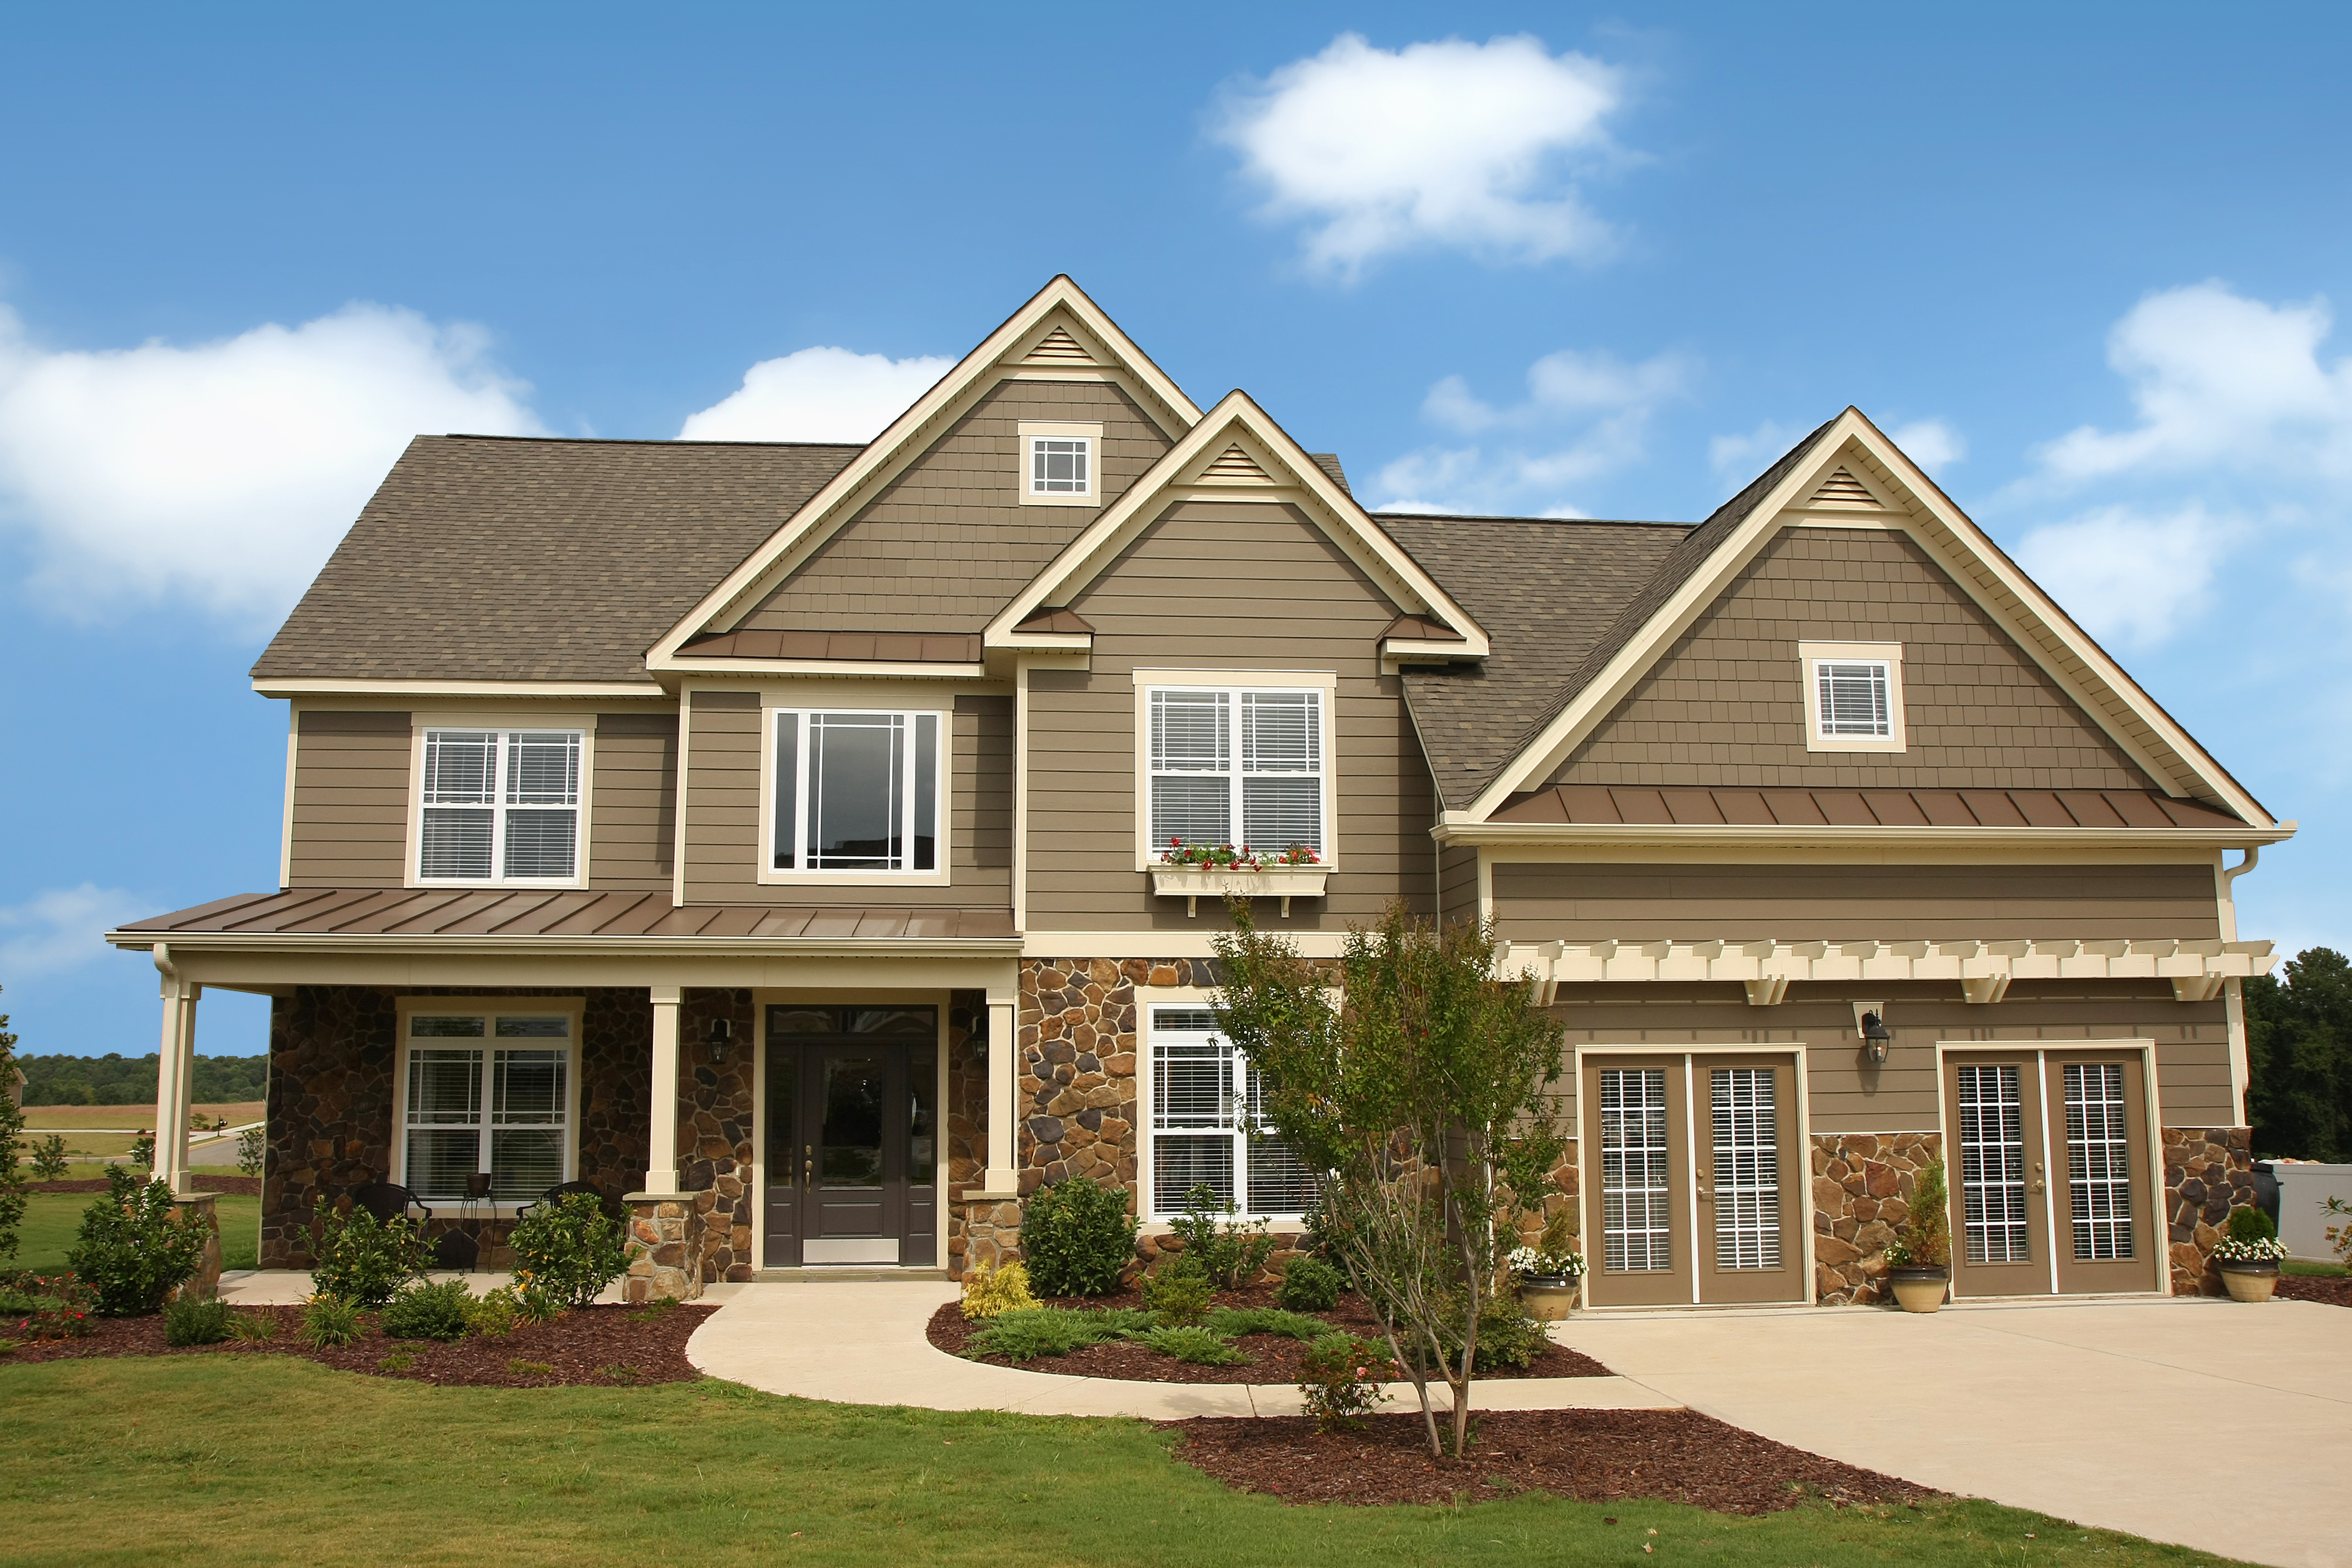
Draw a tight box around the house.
[107,276,2289,1306]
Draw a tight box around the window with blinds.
[401,1010,574,1202]
[1147,687,1325,858]
[1814,660,1892,737]
[418,728,583,883]
[770,708,943,875]
[1147,1006,1317,1219]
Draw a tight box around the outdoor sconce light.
[707,1017,733,1064]
[1855,1003,1893,1066]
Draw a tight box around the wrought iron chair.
[348,1181,433,1227]
[516,1180,623,1224]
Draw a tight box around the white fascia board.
[661,659,987,680]
[645,278,1203,671]
[254,678,665,700]
[1434,821,2299,851]
[102,929,1026,959]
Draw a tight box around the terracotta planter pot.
[1889,1265,1950,1313]
[1519,1276,1582,1320]
[2218,1261,2280,1303]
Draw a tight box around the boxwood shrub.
[1020,1178,1138,1297]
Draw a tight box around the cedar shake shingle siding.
[738,380,1175,634]
[1546,527,2157,791]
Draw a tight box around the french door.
[1944,1049,2158,1297]
[1580,1052,1803,1306]
[761,1005,939,1268]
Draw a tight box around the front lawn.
[0,1356,2245,1567]
[9,1192,260,1273]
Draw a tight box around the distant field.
[20,1102,264,1130]
[12,1192,262,1272]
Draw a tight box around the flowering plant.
[1509,1244,1586,1280]
[2209,1235,2289,1265]
[1157,837,1321,870]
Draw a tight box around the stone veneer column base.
[170,1193,223,1302]
[2163,1127,2256,1296]
[623,1193,705,1303]
[956,1192,1024,1278]
[1810,1132,1943,1306]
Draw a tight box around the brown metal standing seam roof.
[1489,785,2252,831]
[114,889,1017,942]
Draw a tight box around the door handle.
[1697,1187,1713,1200]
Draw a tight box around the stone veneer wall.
[1810,1132,1943,1305]
[2163,1126,2256,1296]
[942,993,998,1277]
[675,988,756,1285]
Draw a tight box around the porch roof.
[1487,785,2250,831]
[109,889,1017,944]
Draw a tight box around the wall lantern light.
[708,1017,733,1064]
[1855,1003,1893,1066]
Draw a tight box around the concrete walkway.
[684,1278,1678,1419]
[1552,1295,2350,1568]
[214,1269,753,1308]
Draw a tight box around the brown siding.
[1543,984,2232,1130]
[1551,527,2157,790]
[681,690,1012,907]
[589,712,677,891]
[739,380,1174,634]
[287,710,410,888]
[1492,861,2222,943]
[1026,500,1434,930]
[1439,845,1480,928]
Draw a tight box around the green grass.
[8,1193,260,1273]
[0,1356,2250,1567]
[2282,1258,2348,1277]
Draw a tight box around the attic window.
[1798,640,1906,753]
[1016,420,1103,506]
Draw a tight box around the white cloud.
[2033,282,2352,485]
[0,303,541,625]
[1890,418,1966,470]
[1215,32,1625,279]
[2014,504,2237,652]
[679,346,953,444]
[0,884,147,979]
[1378,346,1688,514]
[1708,418,1800,475]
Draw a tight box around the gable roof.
[252,435,858,688]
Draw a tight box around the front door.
[762,1005,938,1268]
[1944,1049,2158,1296]
[1580,1052,1803,1307]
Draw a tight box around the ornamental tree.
[0,988,23,1259]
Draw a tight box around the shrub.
[380,1350,416,1372]
[300,1294,364,1348]
[1020,1179,1139,1297]
[164,1295,234,1346]
[1274,1255,1343,1311]
[466,1286,519,1338]
[129,1132,155,1170]
[506,1359,554,1376]
[963,1306,1150,1362]
[1884,1158,1953,1270]
[510,1275,567,1324]
[381,1278,475,1341]
[230,1309,277,1342]
[235,1127,265,1178]
[959,1258,1039,1320]
[2228,1205,2278,1244]
[1132,1325,1248,1365]
[309,1200,431,1308]
[1461,1296,1547,1372]
[1167,1184,1275,1290]
[1140,1252,1215,1326]
[67,1166,212,1315]
[29,1134,71,1183]
[509,1192,627,1310]
[1207,1305,1328,1342]
[0,1273,95,1340]
[1298,1332,1391,1431]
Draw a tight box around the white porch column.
[982,995,1020,1194]
[645,984,684,1193]
[150,946,199,1198]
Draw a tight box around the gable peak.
[1023,324,1091,364]
[1200,442,1275,484]
[1808,464,1883,507]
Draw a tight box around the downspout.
[2217,847,2261,1126]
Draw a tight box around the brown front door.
[2045,1052,2158,1295]
[762,1005,939,1269]
[1581,1056,1693,1306]
[1946,1053,2052,1299]
[1694,1054,1803,1305]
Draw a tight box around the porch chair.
[348,1181,433,1227]
[516,1180,624,1224]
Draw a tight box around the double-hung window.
[1147,1006,1317,1220]
[1798,642,1906,753]
[770,708,944,875]
[418,728,584,883]
[400,1008,575,1203]
[1146,685,1325,857]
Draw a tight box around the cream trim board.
[758,705,953,886]
[405,719,597,891]
[1013,662,1032,932]
[1016,420,1104,507]
[1131,677,1337,871]
[257,679,660,700]
[391,995,585,1215]
[278,707,298,889]
[1799,640,1907,754]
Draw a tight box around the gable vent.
[1202,443,1275,484]
[1024,325,1090,363]
[1808,466,1878,506]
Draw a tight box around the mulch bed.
[29,1175,260,1196]
[2,1302,714,1387]
[1169,1409,1941,1512]
[2277,1273,2352,1309]
[928,1285,1611,1384]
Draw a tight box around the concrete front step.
[755,1267,952,1283]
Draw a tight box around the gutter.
[104,931,1025,960]
[1430,821,2299,851]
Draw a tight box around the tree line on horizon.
[16,1052,267,1107]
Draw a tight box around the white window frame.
[1799,640,1907,753]
[1131,670,1338,870]
[1140,1000,1317,1224]
[411,723,592,886]
[391,997,583,1213]
[1016,419,1102,507]
[761,705,951,884]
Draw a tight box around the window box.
[1149,865,1328,918]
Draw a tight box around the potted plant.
[1882,1157,1952,1313]
[1151,838,1326,918]
[2210,1205,2288,1302]
[1508,1210,1586,1321]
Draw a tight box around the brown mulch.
[2277,1273,2352,1308]
[1168,1409,1941,1512]
[29,1175,260,1196]
[2,1302,714,1387]
[927,1286,1612,1384]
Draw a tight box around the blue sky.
[2,3,2347,1062]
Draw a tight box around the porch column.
[150,948,199,1198]
[982,995,1019,1194]
[645,984,683,1192]
[622,982,702,1303]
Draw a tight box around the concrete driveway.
[1554,1296,2350,1568]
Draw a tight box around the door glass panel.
[846,1007,937,1036]
[2063,1064,2135,1260]
[1600,1068,1673,1273]
[908,1056,936,1185]
[1958,1064,2032,1263]
[1710,1067,1781,1270]
[767,1042,796,1184]
[768,1006,837,1036]
[820,1055,886,1187]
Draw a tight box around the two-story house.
[109,276,2288,1306]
